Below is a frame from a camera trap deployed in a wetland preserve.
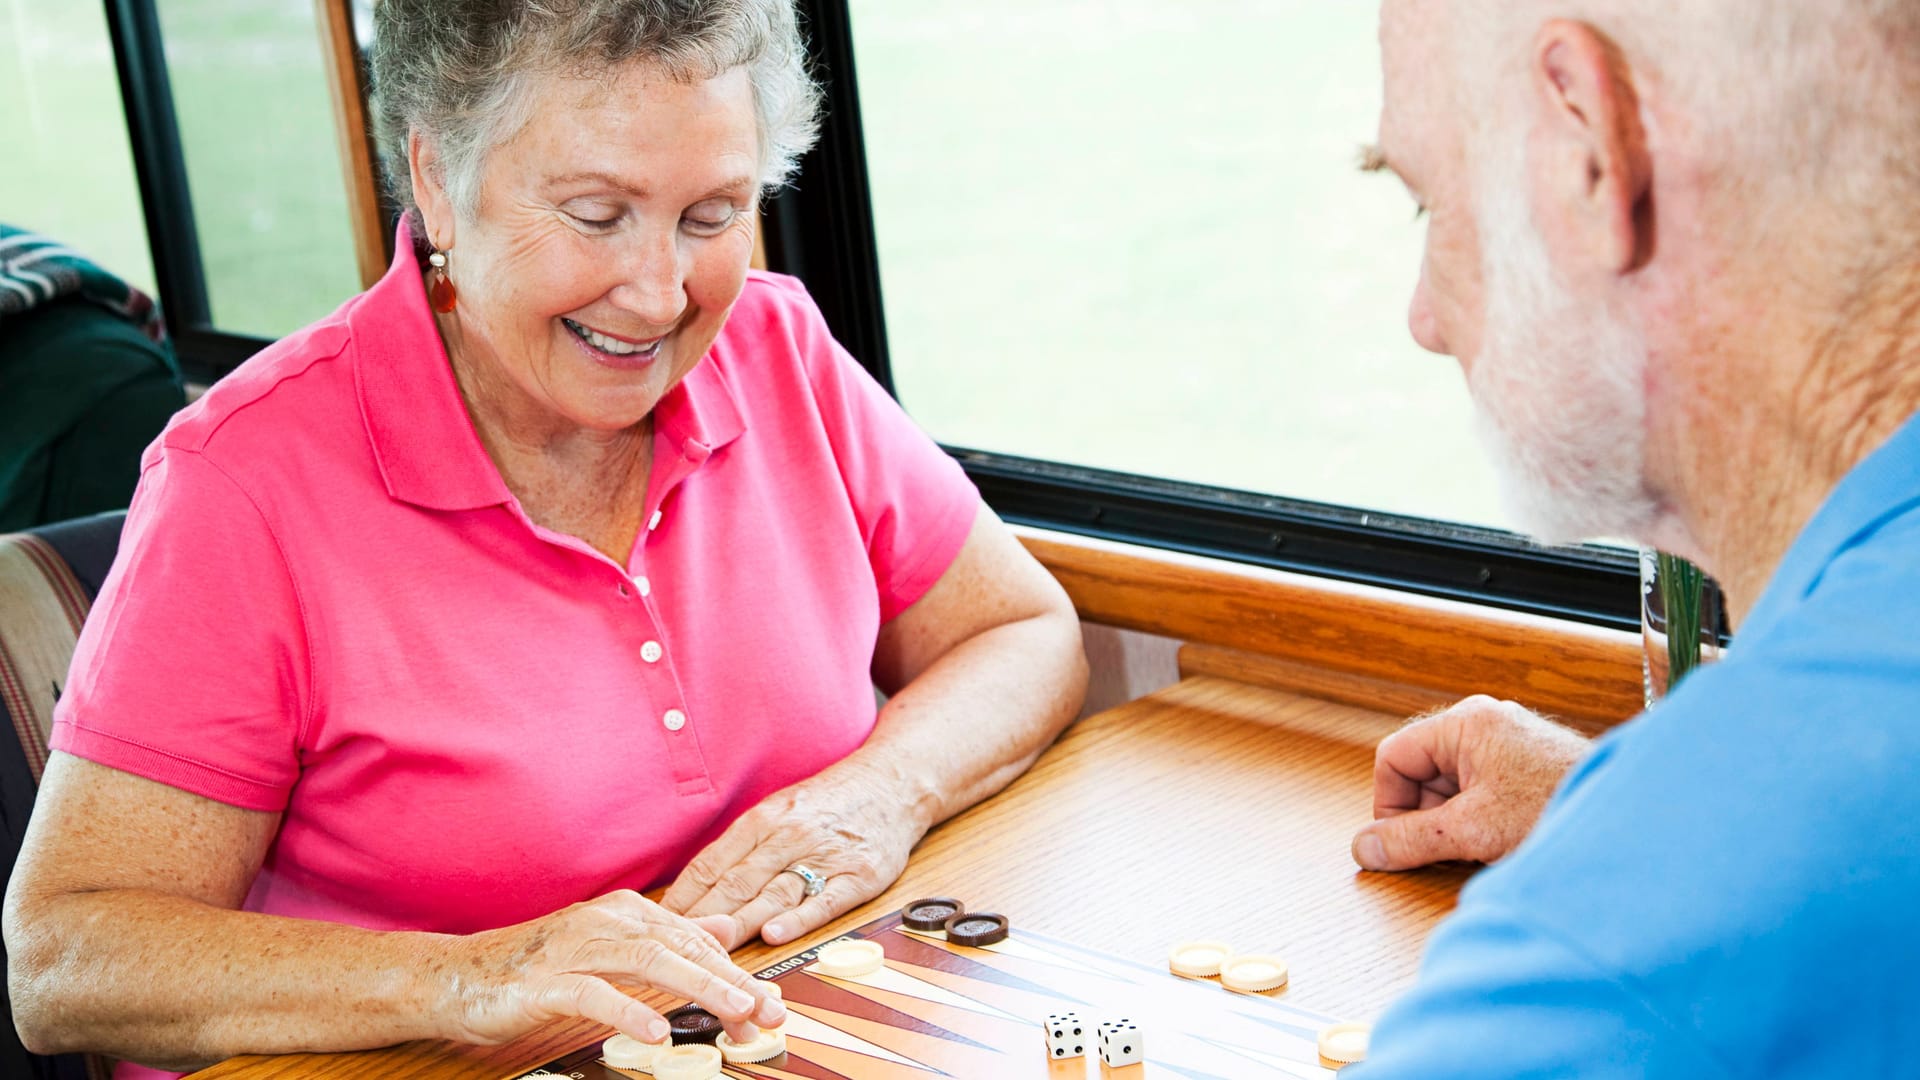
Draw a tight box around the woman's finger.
[598,935,778,1024]
[759,872,873,947]
[527,972,673,1044]
[699,865,811,949]
[680,829,813,920]
[660,813,768,914]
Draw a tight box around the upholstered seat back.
[0,511,125,1080]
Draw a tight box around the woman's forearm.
[9,889,454,1071]
[856,608,1088,833]
[10,883,782,1073]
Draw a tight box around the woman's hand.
[661,506,1086,953]
[659,761,928,950]
[440,890,785,1046]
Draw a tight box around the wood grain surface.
[1178,643,1462,726]
[186,677,1471,1079]
[1019,529,1645,730]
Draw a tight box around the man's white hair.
[1449,1,1920,223]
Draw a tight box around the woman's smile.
[562,316,666,368]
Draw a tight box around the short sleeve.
[1353,904,1732,1080]
[50,447,309,810]
[777,282,980,622]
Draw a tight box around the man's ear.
[1529,19,1652,274]
[408,128,457,250]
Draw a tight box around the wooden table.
[189,676,1474,1079]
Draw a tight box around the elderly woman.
[1,2,1086,1077]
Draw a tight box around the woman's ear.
[408,128,457,250]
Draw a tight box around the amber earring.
[427,248,458,313]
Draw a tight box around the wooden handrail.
[1017,528,1645,731]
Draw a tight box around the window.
[85,0,1639,627]
[152,0,364,339]
[1,2,154,292]
[847,2,1505,531]
[773,0,1638,625]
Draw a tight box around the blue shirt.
[1356,414,1920,1079]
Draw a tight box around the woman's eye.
[684,204,739,234]
[569,209,621,231]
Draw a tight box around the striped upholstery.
[0,511,125,1080]
[0,533,88,781]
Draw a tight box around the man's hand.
[1352,695,1591,871]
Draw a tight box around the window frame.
[104,0,1667,632]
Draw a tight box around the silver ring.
[780,864,825,897]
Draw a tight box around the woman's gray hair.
[369,0,822,219]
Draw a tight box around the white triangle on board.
[1199,1036,1339,1080]
[780,1009,938,1070]
[977,934,1112,978]
[811,962,1028,1023]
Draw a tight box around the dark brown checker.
[515,911,1353,1079]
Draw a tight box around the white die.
[1043,1011,1086,1059]
[1098,1018,1143,1067]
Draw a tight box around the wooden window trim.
[315,0,387,291]
[1016,527,1644,732]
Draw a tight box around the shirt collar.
[351,221,746,512]
[1739,410,1920,640]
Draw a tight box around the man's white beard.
[1469,155,1663,546]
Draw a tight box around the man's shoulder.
[1433,556,1920,1074]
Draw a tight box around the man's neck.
[1676,258,1920,626]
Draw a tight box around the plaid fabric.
[0,512,125,1080]
[0,225,166,345]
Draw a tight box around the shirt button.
[641,641,663,663]
[635,575,651,597]
[648,510,663,531]
[663,708,687,731]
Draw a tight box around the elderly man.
[1346,1,1920,1075]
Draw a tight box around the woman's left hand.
[660,760,929,950]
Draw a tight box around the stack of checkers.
[1163,939,1373,1067]
[600,981,788,1078]
[1167,940,1290,993]
[899,896,1011,947]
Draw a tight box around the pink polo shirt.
[51,234,978,1060]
